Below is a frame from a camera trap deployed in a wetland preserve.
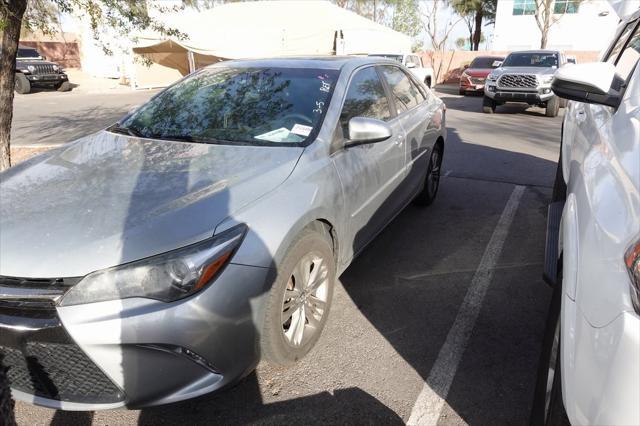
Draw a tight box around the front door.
[331,65,407,260]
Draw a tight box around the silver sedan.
[0,57,447,410]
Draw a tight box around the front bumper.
[25,73,68,84]
[459,77,485,92]
[484,83,554,103]
[0,263,272,410]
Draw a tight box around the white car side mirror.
[406,62,416,69]
[552,62,624,108]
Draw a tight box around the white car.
[368,53,434,88]
[532,10,640,426]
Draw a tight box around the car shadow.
[437,90,561,118]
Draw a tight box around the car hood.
[494,66,557,76]
[16,59,59,67]
[0,131,303,278]
[464,68,493,77]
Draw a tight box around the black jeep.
[15,46,71,94]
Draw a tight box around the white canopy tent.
[131,0,412,88]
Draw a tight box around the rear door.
[379,65,437,202]
[331,65,407,258]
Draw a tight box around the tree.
[0,0,186,171]
[391,0,421,43]
[333,0,394,24]
[534,0,582,48]
[450,0,496,51]
[421,0,464,82]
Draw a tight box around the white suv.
[532,10,640,426]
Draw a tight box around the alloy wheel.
[544,320,561,421]
[427,149,442,198]
[281,252,329,347]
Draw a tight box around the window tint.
[606,22,635,66]
[606,21,640,81]
[380,66,422,113]
[17,48,41,59]
[340,67,392,130]
[408,55,422,67]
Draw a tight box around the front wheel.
[530,276,571,426]
[14,73,31,94]
[482,96,496,113]
[0,360,15,426]
[546,96,559,117]
[413,143,443,206]
[56,81,72,92]
[260,227,336,366]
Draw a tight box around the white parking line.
[407,185,526,426]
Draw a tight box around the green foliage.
[20,0,188,54]
[391,0,421,38]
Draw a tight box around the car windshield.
[17,48,41,59]
[118,66,340,146]
[502,53,558,68]
[369,54,403,63]
[469,57,503,69]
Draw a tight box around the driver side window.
[340,67,392,134]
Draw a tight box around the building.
[492,0,638,52]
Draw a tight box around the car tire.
[413,143,443,206]
[546,96,560,117]
[559,98,568,109]
[14,73,31,94]
[482,96,496,114]
[425,77,432,88]
[459,89,466,96]
[260,226,336,366]
[0,361,15,426]
[56,81,72,92]
[530,273,571,426]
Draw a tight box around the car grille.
[0,343,124,403]
[498,74,538,89]
[31,64,56,75]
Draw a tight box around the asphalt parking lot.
[12,87,563,425]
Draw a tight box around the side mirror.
[463,64,469,69]
[406,62,416,69]
[551,62,624,108]
[345,117,392,147]
[492,60,503,68]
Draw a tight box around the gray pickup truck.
[14,46,71,94]
[483,50,568,117]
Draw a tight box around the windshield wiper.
[150,134,222,144]
[108,123,144,138]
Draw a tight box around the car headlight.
[27,65,36,73]
[59,224,247,306]
[461,71,469,78]
[52,65,59,72]
[487,73,498,82]
[541,75,554,84]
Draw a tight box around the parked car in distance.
[532,11,640,426]
[0,56,447,410]
[14,46,71,94]
[483,50,569,117]
[368,53,434,88]
[458,55,504,95]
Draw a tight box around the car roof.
[209,56,399,71]
[508,50,560,55]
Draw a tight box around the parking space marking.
[407,185,526,426]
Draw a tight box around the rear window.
[469,57,503,69]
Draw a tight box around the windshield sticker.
[313,101,325,114]
[291,124,313,137]
[319,80,331,93]
[255,128,304,143]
